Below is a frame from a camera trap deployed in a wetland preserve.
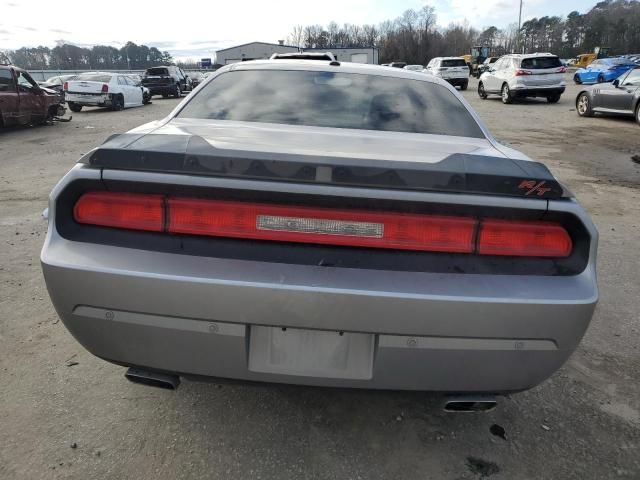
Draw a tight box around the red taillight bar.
[515,69,533,76]
[168,198,476,253]
[101,83,109,93]
[72,192,573,257]
[63,81,68,91]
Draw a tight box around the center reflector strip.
[256,215,384,238]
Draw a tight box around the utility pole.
[517,0,524,54]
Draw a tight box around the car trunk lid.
[80,120,566,199]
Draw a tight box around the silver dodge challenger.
[41,60,598,409]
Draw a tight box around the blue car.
[574,57,637,84]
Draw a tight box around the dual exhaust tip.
[125,368,497,412]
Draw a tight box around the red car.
[0,64,67,127]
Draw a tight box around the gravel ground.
[0,79,639,480]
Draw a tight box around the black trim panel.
[54,179,590,276]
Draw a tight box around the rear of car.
[425,58,469,89]
[141,67,180,97]
[41,61,598,394]
[510,55,566,99]
[64,73,114,110]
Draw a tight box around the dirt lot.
[1,79,639,480]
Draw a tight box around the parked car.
[388,62,407,68]
[42,60,598,406]
[0,64,67,126]
[64,72,151,112]
[188,72,205,88]
[141,65,192,98]
[475,57,499,78]
[403,64,424,72]
[38,74,77,93]
[478,53,566,104]
[424,57,469,90]
[573,57,638,84]
[125,75,152,104]
[576,66,640,124]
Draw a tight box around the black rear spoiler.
[80,133,569,199]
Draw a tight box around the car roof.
[434,57,465,60]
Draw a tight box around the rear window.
[74,74,112,82]
[520,57,562,69]
[178,70,484,138]
[441,59,467,67]
[146,68,169,76]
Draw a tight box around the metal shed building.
[215,41,299,65]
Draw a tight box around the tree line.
[0,41,174,70]
[288,0,640,64]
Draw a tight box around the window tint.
[0,69,15,91]
[521,57,562,69]
[75,74,112,82]
[146,67,169,76]
[441,59,467,67]
[178,70,484,138]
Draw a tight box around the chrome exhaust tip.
[125,367,180,390]
[443,395,497,412]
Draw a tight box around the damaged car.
[0,65,68,127]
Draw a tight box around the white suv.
[423,57,469,90]
[478,53,566,104]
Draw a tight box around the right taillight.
[72,192,573,258]
[101,84,109,93]
[63,82,68,91]
[478,219,572,257]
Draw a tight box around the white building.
[215,42,379,65]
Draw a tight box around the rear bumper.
[41,166,598,392]
[144,84,176,95]
[511,86,566,98]
[443,77,468,87]
[66,93,111,106]
[42,231,597,393]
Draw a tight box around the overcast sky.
[1,0,597,60]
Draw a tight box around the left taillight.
[515,69,533,76]
[72,192,574,258]
[73,192,164,232]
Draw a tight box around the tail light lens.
[558,67,567,73]
[515,69,533,76]
[101,84,109,93]
[74,192,163,232]
[63,82,68,91]
[168,198,476,253]
[478,220,572,257]
[72,192,573,258]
